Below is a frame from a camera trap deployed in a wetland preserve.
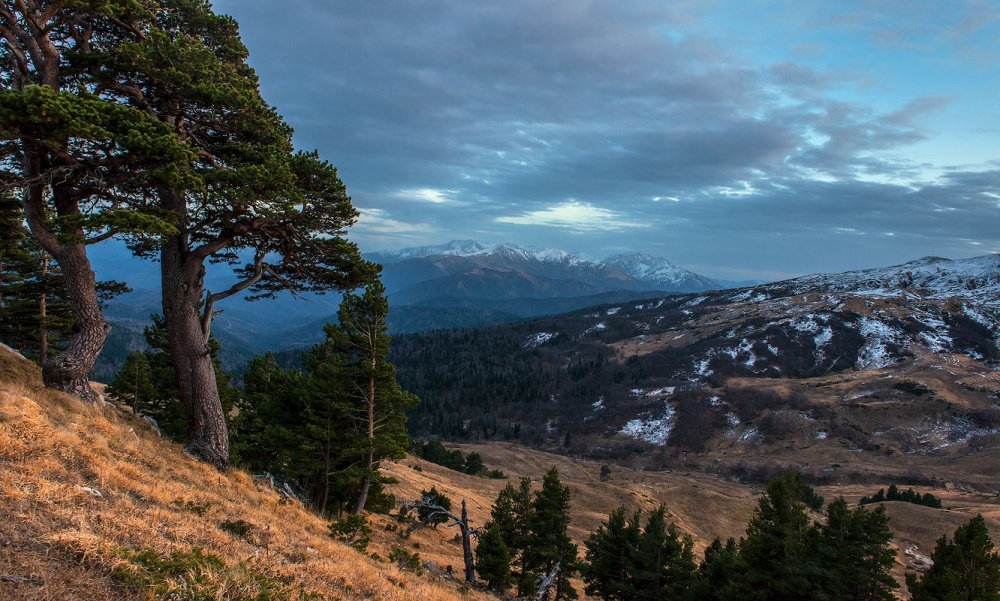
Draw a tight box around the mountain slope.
[392,254,1000,488]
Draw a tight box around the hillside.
[5,343,1000,598]
[393,254,1000,490]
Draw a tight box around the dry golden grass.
[0,346,495,601]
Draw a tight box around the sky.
[210,0,1000,281]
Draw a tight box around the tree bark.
[160,223,229,469]
[461,500,477,584]
[353,364,378,514]
[23,166,108,402]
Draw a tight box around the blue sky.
[211,0,1000,280]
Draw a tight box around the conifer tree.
[309,281,417,513]
[730,470,820,601]
[632,505,697,600]
[907,514,1000,601]
[690,537,739,601]
[526,467,578,600]
[583,506,641,601]
[476,522,515,593]
[490,477,535,595]
[818,497,896,601]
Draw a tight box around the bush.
[388,546,423,575]
[329,514,372,552]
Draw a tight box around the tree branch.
[201,250,265,338]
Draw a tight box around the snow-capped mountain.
[366,240,728,303]
[603,252,721,293]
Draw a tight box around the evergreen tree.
[583,506,641,601]
[476,521,515,593]
[631,505,697,600]
[230,352,310,476]
[690,538,740,601]
[106,315,236,442]
[526,467,579,600]
[417,487,453,527]
[491,477,536,596]
[817,497,896,601]
[907,514,1000,601]
[314,281,417,513]
[730,470,821,601]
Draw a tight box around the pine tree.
[314,281,417,514]
[491,477,535,596]
[690,538,740,601]
[526,467,579,600]
[907,514,1000,601]
[730,470,821,601]
[818,497,896,601]
[582,506,642,601]
[632,505,697,600]
[476,522,515,592]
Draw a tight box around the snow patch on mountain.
[619,401,676,445]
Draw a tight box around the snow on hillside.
[774,255,1000,305]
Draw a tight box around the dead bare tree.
[403,496,478,584]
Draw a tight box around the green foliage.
[476,522,515,592]
[583,505,696,601]
[689,538,739,601]
[816,497,897,601]
[859,484,943,508]
[727,470,823,600]
[171,498,212,517]
[409,440,495,476]
[600,464,612,482]
[107,315,237,442]
[907,515,1000,601]
[109,546,297,600]
[705,472,896,601]
[525,467,579,600]
[417,486,453,527]
[329,514,372,553]
[388,546,423,575]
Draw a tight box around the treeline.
[860,484,943,509]
[409,440,506,479]
[454,469,1000,600]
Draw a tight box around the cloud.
[496,200,650,232]
[392,188,457,204]
[356,208,436,234]
[213,0,1000,277]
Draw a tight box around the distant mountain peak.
[603,252,721,293]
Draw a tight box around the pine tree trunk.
[37,255,48,364]
[27,216,108,401]
[353,367,378,514]
[161,232,229,469]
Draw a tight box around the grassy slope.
[4,343,1000,599]
[0,345,493,601]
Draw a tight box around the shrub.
[329,514,372,552]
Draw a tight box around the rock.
[142,415,162,436]
[74,485,102,498]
